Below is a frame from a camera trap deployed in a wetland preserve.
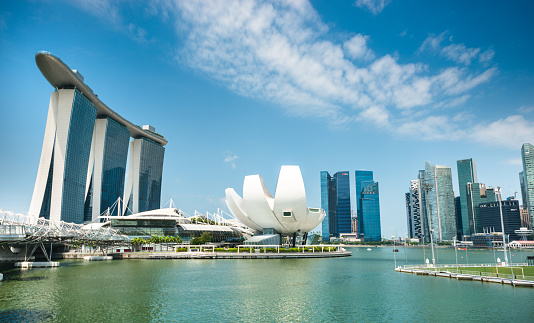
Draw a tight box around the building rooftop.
[35,51,167,146]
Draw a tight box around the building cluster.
[405,143,534,246]
[321,170,381,242]
[28,52,166,224]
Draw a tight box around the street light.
[392,235,397,269]
[423,183,436,267]
[497,186,513,279]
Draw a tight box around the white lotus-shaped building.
[225,166,325,236]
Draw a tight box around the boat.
[367,248,371,251]
[393,249,399,252]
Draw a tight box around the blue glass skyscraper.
[320,171,337,241]
[335,172,352,234]
[320,171,351,239]
[360,181,382,241]
[355,170,374,239]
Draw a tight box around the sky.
[1,0,533,238]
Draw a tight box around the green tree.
[191,237,203,245]
[200,232,212,243]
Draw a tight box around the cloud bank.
[71,0,534,148]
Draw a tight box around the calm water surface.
[1,247,533,322]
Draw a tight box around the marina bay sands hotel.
[28,52,167,224]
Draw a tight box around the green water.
[1,247,533,322]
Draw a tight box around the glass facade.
[522,143,534,227]
[356,170,373,239]
[479,199,522,241]
[61,89,97,224]
[138,138,165,212]
[466,183,496,235]
[110,219,177,237]
[435,166,456,241]
[335,172,352,235]
[99,118,130,217]
[320,171,337,241]
[406,179,423,241]
[457,158,477,238]
[360,181,381,242]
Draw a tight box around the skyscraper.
[359,178,381,242]
[123,137,165,215]
[406,180,423,241]
[320,171,351,239]
[29,52,167,223]
[457,158,477,239]
[320,171,336,241]
[423,162,456,242]
[84,117,130,221]
[29,89,97,223]
[335,172,352,235]
[522,143,534,227]
[519,171,527,210]
[466,183,496,235]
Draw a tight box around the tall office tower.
[454,196,462,239]
[522,143,534,227]
[335,172,352,235]
[320,171,351,238]
[480,199,522,241]
[406,180,423,241]
[466,183,496,235]
[29,89,97,223]
[355,170,373,239]
[424,162,456,242]
[418,170,430,242]
[519,171,527,209]
[435,166,456,241]
[405,192,413,238]
[84,117,130,221]
[320,171,337,241]
[123,137,165,214]
[29,53,168,224]
[359,180,381,241]
[457,158,477,239]
[520,209,531,229]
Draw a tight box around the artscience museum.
[225,166,325,246]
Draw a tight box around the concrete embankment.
[62,251,351,260]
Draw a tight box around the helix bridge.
[0,208,129,262]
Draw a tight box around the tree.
[201,232,212,243]
[191,237,203,245]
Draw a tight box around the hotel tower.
[28,52,167,224]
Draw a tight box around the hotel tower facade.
[28,52,167,224]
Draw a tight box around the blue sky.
[1,0,533,238]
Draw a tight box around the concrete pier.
[83,256,113,261]
[15,261,60,268]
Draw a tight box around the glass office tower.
[335,172,352,235]
[435,166,456,241]
[457,158,477,239]
[360,181,381,241]
[320,171,337,241]
[466,183,496,235]
[406,179,423,241]
[522,143,534,227]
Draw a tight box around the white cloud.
[354,0,392,15]
[505,158,523,166]
[343,34,375,61]
[224,154,239,169]
[70,0,531,148]
[470,115,534,147]
[419,32,494,66]
[518,105,534,114]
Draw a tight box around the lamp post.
[423,183,436,267]
[392,235,397,269]
[497,186,513,279]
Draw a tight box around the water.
[1,247,533,322]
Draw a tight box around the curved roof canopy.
[35,51,167,146]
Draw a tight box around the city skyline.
[1,1,533,237]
